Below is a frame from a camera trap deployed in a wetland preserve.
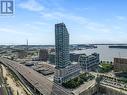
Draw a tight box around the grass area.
[99,63,113,73]
[62,73,95,89]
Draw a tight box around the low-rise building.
[17,50,27,59]
[39,49,48,61]
[70,53,84,62]
[54,63,81,84]
[49,52,55,64]
[79,53,99,71]
[114,58,127,72]
[49,52,85,64]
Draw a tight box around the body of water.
[71,45,127,62]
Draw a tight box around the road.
[0,57,72,95]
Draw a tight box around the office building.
[70,53,85,62]
[39,49,48,61]
[114,58,127,72]
[79,53,99,71]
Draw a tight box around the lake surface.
[71,45,127,62]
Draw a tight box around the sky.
[0,0,127,45]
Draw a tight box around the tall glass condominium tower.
[54,23,81,84]
[55,23,70,69]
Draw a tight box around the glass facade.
[79,53,99,71]
[55,23,70,68]
[54,23,80,84]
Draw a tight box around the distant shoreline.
[109,45,127,49]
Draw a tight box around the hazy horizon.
[1,41,127,45]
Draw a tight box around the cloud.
[41,11,112,34]
[19,0,44,12]
[0,28,31,35]
[11,0,127,44]
[18,0,118,36]
[0,28,17,33]
[75,7,94,11]
[116,16,126,20]
[85,22,112,33]
[41,11,88,24]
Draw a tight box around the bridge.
[0,57,72,95]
